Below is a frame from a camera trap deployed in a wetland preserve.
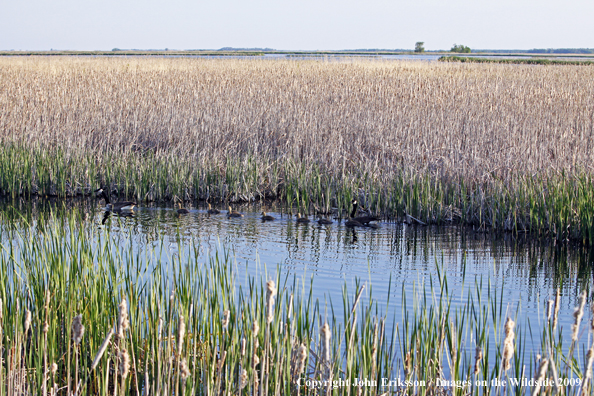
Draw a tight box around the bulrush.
[177,315,186,353]
[117,298,129,340]
[180,358,190,381]
[252,320,260,337]
[222,310,230,331]
[320,323,331,379]
[572,291,587,342]
[553,288,561,330]
[502,317,515,372]
[294,343,307,381]
[473,346,483,375]
[531,358,549,396]
[118,349,131,378]
[24,309,32,334]
[239,368,248,390]
[71,314,85,344]
[266,280,277,324]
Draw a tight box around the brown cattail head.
[51,362,58,376]
[118,348,131,378]
[546,300,554,322]
[239,368,248,389]
[253,354,260,366]
[241,337,246,357]
[252,320,260,337]
[24,309,32,334]
[177,315,186,353]
[266,280,277,324]
[321,322,331,364]
[553,288,561,330]
[222,310,230,331]
[71,314,85,344]
[180,358,190,380]
[502,317,515,372]
[531,358,549,396]
[473,346,483,375]
[572,291,587,342]
[295,343,307,378]
[43,321,49,334]
[45,289,51,311]
[118,298,129,340]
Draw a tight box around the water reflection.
[1,197,593,347]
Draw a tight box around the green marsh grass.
[0,210,593,394]
[1,57,594,242]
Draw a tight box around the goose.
[176,203,189,214]
[345,218,365,228]
[261,211,275,221]
[350,200,379,225]
[227,206,243,218]
[96,188,136,211]
[207,203,221,215]
[295,213,310,223]
[317,215,333,225]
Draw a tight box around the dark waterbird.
[350,199,379,225]
[95,188,136,211]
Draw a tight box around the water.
[1,198,593,363]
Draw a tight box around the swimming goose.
[295,213,310,223]
[176,203,189,214]
[227,206,243,218]
[207,203,221,215]
[96,188,136,211]
[350,200,379,225]
[317,215,333,225]
[261,211,275,221]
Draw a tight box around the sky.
[1,0,593,51]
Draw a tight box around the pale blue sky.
[1,0,592,51]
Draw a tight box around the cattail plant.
[502,317,515,372]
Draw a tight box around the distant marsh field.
[1,57,594,241]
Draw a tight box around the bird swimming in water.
[350,199,379,225]
[295,213,310,223]
[261,211,275,221]
[95,188,136,211]
[207,203,221,214]
[317,215,333,225]
[227,206,243,218]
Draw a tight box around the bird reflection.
[101,210,134,225]
[346,228,358,244]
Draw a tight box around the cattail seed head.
[502,317,515,372]
[91,328,114,370]
[473,346,483,375]
[45,290,51,311]
[239,368,248,389]
[546,300,554,322]
[572,291,587,342]
[180,357,190,380]
[553,288,561,330]
[266,280,277,324]
[118,298,129,340]
[222,310,230,331]
[252,320,259,337]
[295,343,307,378]
[118,348,130,378]
[253,354,260,366]
[321,322,331,364]
[531,358,549,396]
[177,315,186,353]
[71,314,85,344]
[24,309,32,334]
[43,321,49,334]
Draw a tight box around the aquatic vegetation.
[1,57,594,242]
[0,211,592,395]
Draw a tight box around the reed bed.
[1,57,594,242]
[0,210,593,395]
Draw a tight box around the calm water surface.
[1,198,593,363]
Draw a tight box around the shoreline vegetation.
[1,57,594,243]
[0,211,593,395]
[439,56,594,66]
